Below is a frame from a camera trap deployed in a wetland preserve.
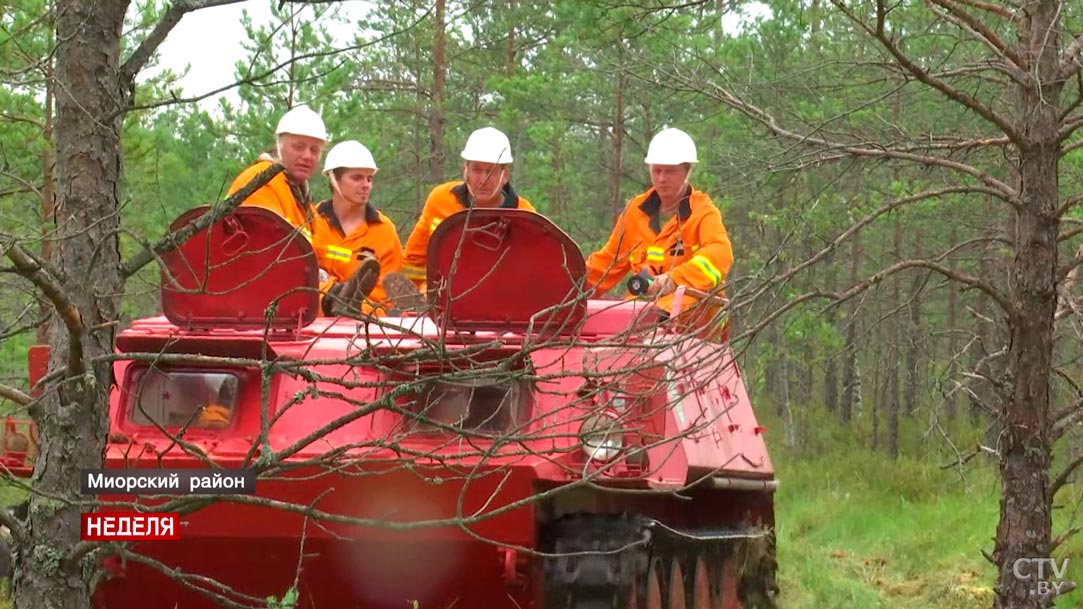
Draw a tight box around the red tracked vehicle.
[12,206,778,609]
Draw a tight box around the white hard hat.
[323,140,378,174]
[644,127,698,165]
[275,105,329,142]
[460,127,513,164]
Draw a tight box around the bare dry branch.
[119,7,431,117]
[1060,72,1083,122]
[1050,454,1083,499]
[836,258,1013,314]
[1057,192,1083,216]
[733,257,1011,346]
[111,548,269,609]
[952,0,1018,20]
[120,163,284,279]
[0,169,43,201]
[3,241,84,375]
[1057,243,1083,320]
[1052,527,1081,553]
[1058,249,1083,282]
[0,384,31,406]
[1059,33,1083,81]
[0,186,37,199]
[0,112,45,130]
[740,186,1007,308]
[0,502,28,547]
[1061,135,1083,156]
[830,0,1022,145]
[1052,399,1083,442]
[688,78,1018,201]
[926,0,1026,73]
[119,0,248,84]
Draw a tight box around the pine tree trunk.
[971,240,994,426]
[871,291,883,451]
[993,2,1062,606]
[840,226,862,423]
[37,33,55,346]
[14,1,128,607]
[824,245,838,413]
[946,223,959,422]
[904,273,925,418]
[505,0,517,75]
[769,323,786,418]
[886,214,901,459]
[428,0,446,183]
[609,48,625,221]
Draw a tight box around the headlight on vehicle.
[579,412,623,461]
[610,394,629,411]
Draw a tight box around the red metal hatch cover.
[426,209,587,335]
[160,206,320,330]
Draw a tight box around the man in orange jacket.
[226,105,329,242]
[585,128,733,338]
[398,127,535,290]
[310,140,404,317]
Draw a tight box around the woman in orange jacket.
[309,140,405,317]
[584,128,734,339]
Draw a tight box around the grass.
[774,448,1003,609]
[768,413,1083,609]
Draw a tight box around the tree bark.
[411,0,424,211]
[903,274,924,419]
[993,2,1062,607]
[884,306,899,460]
[768,322,786,418]
[823,342,838,414]
[971,229,996,426]
[946,222,959,422]
[552,142,567,218]
[823,244,838,414]
[840,225,862,423]
[771,321,795,449]
[428,0,447,183]
[14,2,128,608]
[506,0,517,75]
[609,47,626,221]
[37,26,56,346]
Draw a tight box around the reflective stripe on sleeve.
[402,265,426,280]
[691,255,722,286]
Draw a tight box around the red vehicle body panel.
[9,208,774,609]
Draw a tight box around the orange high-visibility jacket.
[401,180,535,288]
[227,157,315,241]
[586,186,733,309]
[310,200,403,314]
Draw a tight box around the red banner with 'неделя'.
[81,512,180,541]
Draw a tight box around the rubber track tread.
[540,513,779,609]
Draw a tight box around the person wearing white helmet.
[396,126,536,290]
[309,140,406,317]
[584,127,734,339]
[226,104,329,240]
